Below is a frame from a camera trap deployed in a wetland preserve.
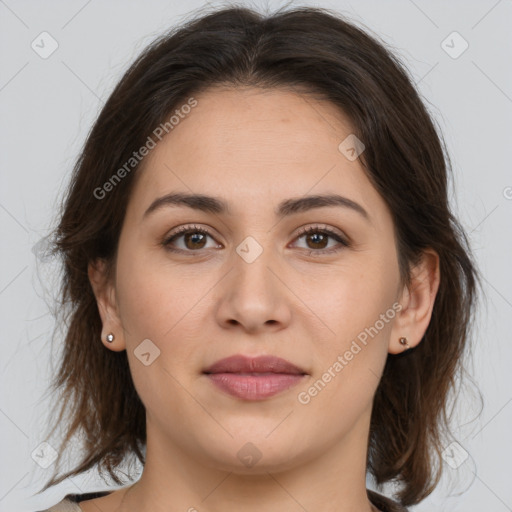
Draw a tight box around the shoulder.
[367,489,409,512]
[36,497,81,512]
[38,489,404,512]
[36,491,112,512]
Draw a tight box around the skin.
[85,86,440,512]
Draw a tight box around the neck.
[119,406,376,512]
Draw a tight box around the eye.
[161,223,349,255]
[291,224,349,256]
[162,224,221,253]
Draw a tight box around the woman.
[35,4,477,511]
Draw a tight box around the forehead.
[127,86,385,222]
[155,86,354,164]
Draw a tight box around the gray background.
[0,0,511,510]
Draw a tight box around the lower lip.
[205,373,306,400]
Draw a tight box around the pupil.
[309,233,326,249]
[186,232,205,249]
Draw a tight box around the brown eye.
[162,225,220,253]
[304,231,329,249]
[162,224,349,256]
[293,225,349,255]
[182,231,207,250]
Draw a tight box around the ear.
[389,249,440,354]
[88,259,126,352]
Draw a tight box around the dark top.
[56,488,408,511]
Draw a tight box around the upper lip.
[203,355,307,375]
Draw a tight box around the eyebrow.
[143,192,369,221]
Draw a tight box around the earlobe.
[88,259,126,352]
[388,249,440,354]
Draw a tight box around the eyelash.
[161,224,350,257]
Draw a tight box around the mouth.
[203,354,308,401]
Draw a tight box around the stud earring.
[399,336,409,349]
[106,333,115,343]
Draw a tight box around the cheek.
[295,269,398,433]
[314,257,398,340]
[115,251,207,418]
[303,249,400,398]
[114,247,212,397]
[115,242,205,338]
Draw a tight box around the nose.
[214,242,292,334]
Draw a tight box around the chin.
[192,432,313,475]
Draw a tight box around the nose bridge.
[214,231,291,331]
[232,232,278,298]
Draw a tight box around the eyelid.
[162,224,223,249]
[290,224,350,255]
[293,223,349,243]
[162,222,350,254]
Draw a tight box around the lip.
[203,354,308,401]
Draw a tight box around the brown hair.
[36,4,478,506]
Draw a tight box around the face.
[95,86,407,474]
